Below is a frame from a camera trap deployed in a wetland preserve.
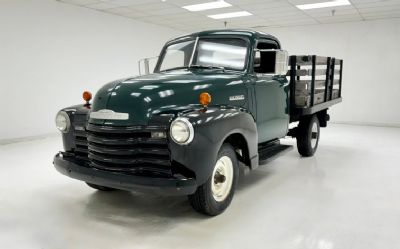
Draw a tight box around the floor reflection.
[83,190,203,231]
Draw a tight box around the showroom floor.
[0,124,399,249]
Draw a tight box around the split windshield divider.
[188,37,199,67]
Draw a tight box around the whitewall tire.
[188,144,239,216]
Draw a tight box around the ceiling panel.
[110,0,164,6]
[306,8,359,18]
[120,12,149,19]
[103,6,137,14]
[58,0,400,31]
[61,0,99,5]
[353,0,400,8]
[240,1,295,11]
[85,2,119,10]
[317,15,363,24]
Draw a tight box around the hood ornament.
[90,109,129,120]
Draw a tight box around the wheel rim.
[311,121,319,149]
[211,156,234,202]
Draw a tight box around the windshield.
[157,37,248,72]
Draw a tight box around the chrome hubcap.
[311,122,318,149]
[211,156,233,202]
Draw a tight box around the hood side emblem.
[90,109,129,120]
[229,95,245,101]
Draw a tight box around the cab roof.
[167,29,281,48]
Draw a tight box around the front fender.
[59,104,90,151]
[169,106,258,186]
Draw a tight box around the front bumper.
[53,153,197,196]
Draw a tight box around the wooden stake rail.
[288,55,343,118]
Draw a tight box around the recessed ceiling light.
[208,11,252,19]
[208,11,253,19]
[296,0,351,10]
[182,1,232,12]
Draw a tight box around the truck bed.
[288,55,343,121]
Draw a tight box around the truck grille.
[74,129,89,161]
[74,124,171,176]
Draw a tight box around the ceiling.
[59,0,400,31]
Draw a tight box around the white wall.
[1,2,399,142]
[0,0,181,141]
[263,19,400,127]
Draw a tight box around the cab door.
[253,40,289,143]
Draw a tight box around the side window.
[254,41,278,74]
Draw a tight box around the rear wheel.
[296,115,320,157]
[86,182,116,191]
[188,144,239,216]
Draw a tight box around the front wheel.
[188,144,239,216]
[296,114,320,157]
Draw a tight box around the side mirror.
[254,49,289,75]
[138,56,158,75]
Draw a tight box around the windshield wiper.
[159,66,189,72]
[160,64,226,73]
[190,64,225,71]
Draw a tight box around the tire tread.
[188,144,238,216]
[296,115,320,157]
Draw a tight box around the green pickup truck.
[53,29,343,216]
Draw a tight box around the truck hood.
[90,70,248,126]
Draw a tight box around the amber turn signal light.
[199,92,211,106]
[83,91,92,103]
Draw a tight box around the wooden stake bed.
[288,55,343,121]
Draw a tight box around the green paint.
[90,30,289,143]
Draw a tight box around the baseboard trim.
[0,133,59,145]
[331,121,400,128]
[1,121,399,145]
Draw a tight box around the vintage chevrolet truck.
[53,29,343,216]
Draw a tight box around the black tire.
[296,115,320,157]
[188,144,239,216]
[86,182,117,191]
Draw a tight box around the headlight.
[170,117,194,145]
[55,111,70,133]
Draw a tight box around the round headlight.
[170,117,194,145]
[55,111,70,133]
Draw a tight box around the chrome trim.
[55,111,71,133]
[138,56,159,75]
[170,117,194,145]
[188,36,199,67]
[90,109,129,120]
[229,95,245,101]
[254,49,289,76]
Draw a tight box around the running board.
[258,141,293,165]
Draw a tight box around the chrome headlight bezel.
[55,111,71,133]
[170,117,194,145]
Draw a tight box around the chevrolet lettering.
[229,95,245,101]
